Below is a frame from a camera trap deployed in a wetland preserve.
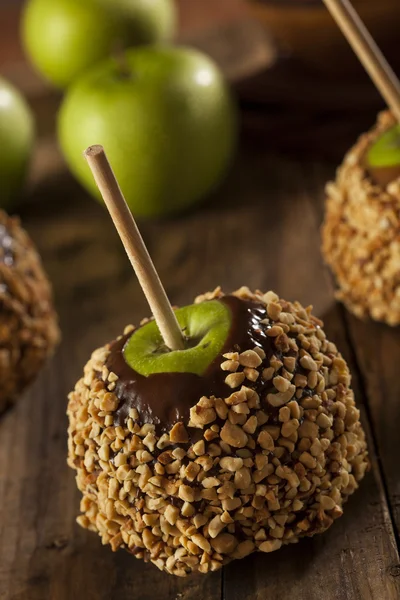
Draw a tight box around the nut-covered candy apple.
[67,146,369,576]
[67,287,369,576]
[321,0,400,325]
[322,111,400,325]
[0,211,59,413]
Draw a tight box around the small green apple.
[58,46,237,217]
[367,125,400,168]
[0,78,35,208]
[22,0,123,88]
[22,0,176,89]
[124,300,231,376]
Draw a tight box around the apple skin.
[124,300,231,376]
[367,125,400,168]
[22,0,176,89]
[58,47,237,218]
[0,78,35,208]
[110,0,176,45]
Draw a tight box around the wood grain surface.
[2,2,400,599]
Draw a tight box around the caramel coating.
[67,288,368,576]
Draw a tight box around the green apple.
[105,0,176,45]
[58,46,237,217]
[367,125,400,167]
[124,300,231,376]
[22,0,122,88]
[0,78,35,208]
[21,0,176,89]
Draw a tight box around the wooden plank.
[1,144,399,598]
[344,313,400,537]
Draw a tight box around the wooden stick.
[322,0,400,123]
[84,145,185,351]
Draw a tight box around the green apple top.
[58,46,237,218]
[367,124,400,168]
[106,294,269,430]
[22,0,176,89]
[0,78,35,208]
[124,300,231,376]
[365,124,400,188]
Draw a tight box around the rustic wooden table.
[1,2,400,599]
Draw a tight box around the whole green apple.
[58,47,237,218]
[0,78,35,208]
[22,0,176,89]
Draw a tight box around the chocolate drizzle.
[107,296,276,432]
[0,224,14,266]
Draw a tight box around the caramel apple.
[321,0,400,324]
[67,287,369,575]
[0,210,59,413]
[322,111,400,325]
[67,146,368,575]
